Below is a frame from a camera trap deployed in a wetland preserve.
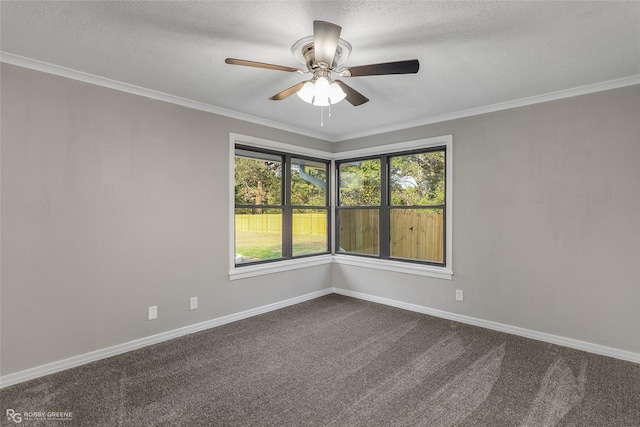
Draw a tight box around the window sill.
[333,254,453,280]
[229,254,452,281]
[229,254,334,280]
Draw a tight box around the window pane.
[390,208,443,263]
[339,160,381,206]
[234,150,282,205]
[390,151,444,206]
[291,158,327,206]
[235,209,282,263]
[293,209,328,256]
[338,209,380,255]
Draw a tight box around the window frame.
[229,133,453,281]
[234,146,286,264]
[289,156,332,258]
[333,135,453,279]
[336,147,446,266]
[387,147,447,265]
[229,134,333,280]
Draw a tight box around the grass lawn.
[235,230,327,262]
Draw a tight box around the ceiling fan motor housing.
[292,35,352,71]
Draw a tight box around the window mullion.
[282,154,292,259]
[380,155,390,259]
[326,164,332,254]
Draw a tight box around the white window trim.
[228,133,333,280]
[229,133,453,280]
[334,135,453,280]
[229,255,334,280]
[333,255,454,280]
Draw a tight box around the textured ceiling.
[1,1,639,141]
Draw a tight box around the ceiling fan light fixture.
[297,81,315,103]
[298,77,346,106]
[312,77,330,106]
[296,76,347,107]
[329,82,346,104]
[313,96,330,107]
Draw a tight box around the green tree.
[338,159,381,206]
[234,156,282,211]
[291,162,327,206]
[390,152,444,206]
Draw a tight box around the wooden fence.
[236,210,443,262]
[389,209,443,263]
[338,210,379,255]
[235,213,327,236]
[339,209,443,262]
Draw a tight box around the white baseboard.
[332,287,640,365]
[0,288,334,389]
[3,286,637,388]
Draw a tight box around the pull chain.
[320,104,332,127]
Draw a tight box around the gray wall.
[334,85,640,354]
[2,63,639,377]
[0,64,333,375]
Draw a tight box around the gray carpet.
[1,294,639,426]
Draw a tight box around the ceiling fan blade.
[342,59,419,77]
[334,80,369,106]
[269,81,307,100]
[313,21,341,67]
[225,58,300,73]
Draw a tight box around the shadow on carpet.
[2,294,639,426]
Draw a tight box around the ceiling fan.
[225,20,419,107]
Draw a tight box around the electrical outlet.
[455,290,464,302]
[148,305,158,320]
[190,297,198,310]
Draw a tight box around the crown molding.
[3,51,638,144]
[0,51,329,142]
[337,74,640,141]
